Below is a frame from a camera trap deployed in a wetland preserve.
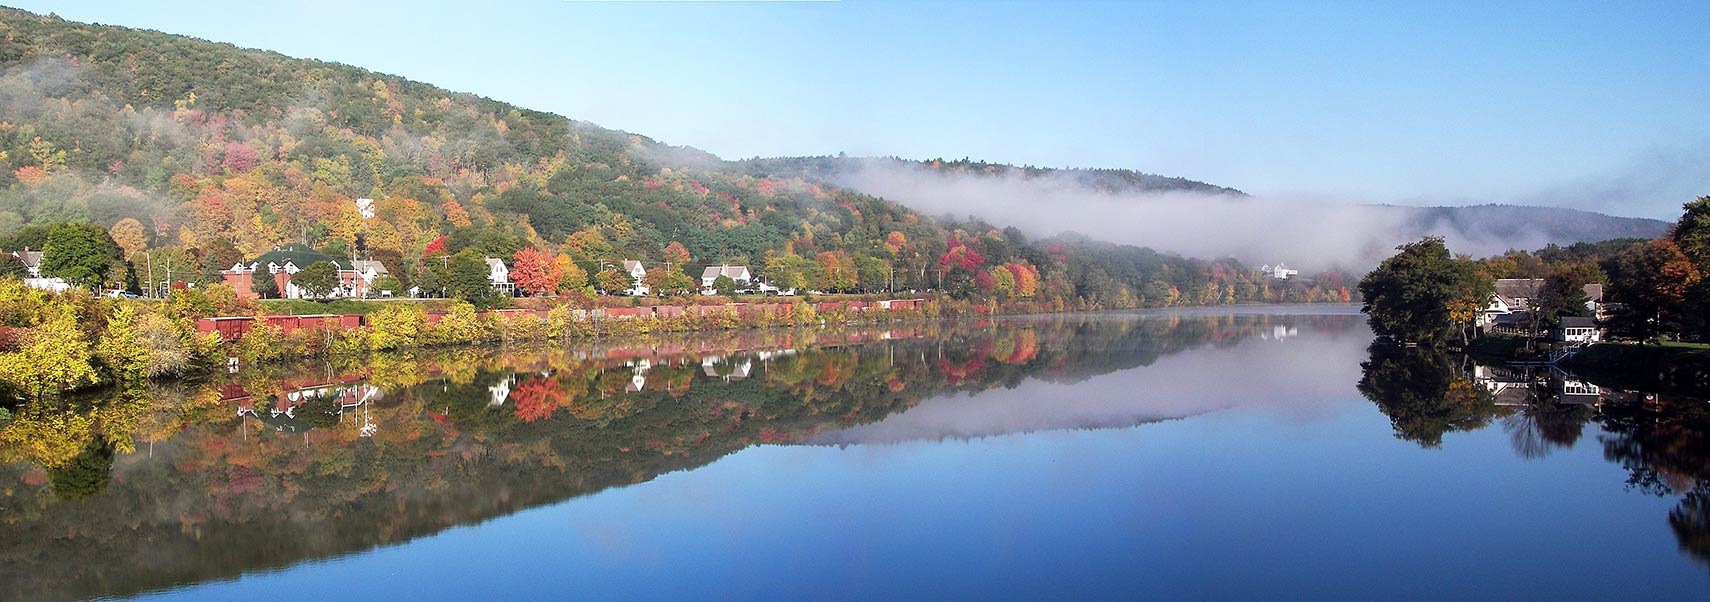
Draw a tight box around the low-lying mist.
[829,160,1668,271]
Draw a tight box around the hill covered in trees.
[743,155,1248,196]
[0,6,1360,307]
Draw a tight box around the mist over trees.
[0,7,1353,307]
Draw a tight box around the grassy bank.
[1560,343,1710,396]
[1462,334,1540,363]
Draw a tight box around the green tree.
[1672,196,1710,270]
[1358,237,1491,347]
[765,254,818,293]
[595,267,632,295]
[250,270,279,299]
[1534,264,1593,326]
[712,274,737,297]
[855,255,890,293]
[95,304,148,380]
[290,262,341,299]
[41,222,120,289]
[0,253,24,279]
[445,249,498,307]
[660,270,697,297]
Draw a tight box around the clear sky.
[10,0,1709,218]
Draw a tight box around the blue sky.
[12,0,1709,218]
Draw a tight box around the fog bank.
[830,160,1663,270]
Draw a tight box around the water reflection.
[0,309,1357,601]
[2,307,1707,600]
[1359,343,1710,571]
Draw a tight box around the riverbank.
[0,275,1352,401]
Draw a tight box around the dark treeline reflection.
[1358,344,1710,570]
[0,310,1353,602]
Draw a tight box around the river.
[1,305,1706,600]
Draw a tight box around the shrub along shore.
[0,279,1101,401]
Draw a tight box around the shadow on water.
[1358,342,1710,571]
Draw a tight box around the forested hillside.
[743,155,1247,196]
[0,7,1351,306]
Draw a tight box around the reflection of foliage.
[1600,397,1710,497]
[47,438,113,500]
[1501,381,1595,460]
[1358,344,1499,448]
[297,397,342,429]
[1671,487,1710,569]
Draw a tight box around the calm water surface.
[2,305,1707,600]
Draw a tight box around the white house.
[1259,263,1299,279]
[699,264,753,294]
[9,249,70,292]
[486,257,514,296]
[355,198,377,219]
[12,250,42,277]
[1554,316,1601,344]
[352,260,391,296]
[1481,279,1605,328]
[621,260,649,296]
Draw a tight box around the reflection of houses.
[223,243,386,299]
[232,381,384,434]
[699,264,753,294]
[701,355,754,380]
[1472,362,1613,408]
[1259,325,1298,341]
[488,375,513,406]
[1474,364,1537,407]
[1554,373,1602,405]
[625,358,651,392]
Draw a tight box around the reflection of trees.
[1358,344,1499,448]
[47,437,113,500]
[1584,391,1710,569]
[1501,382,1595,460]
[1673,487,1710,569]
[1599,397,1710,498]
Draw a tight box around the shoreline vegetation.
[0,276,1349,402]
[1359,197,1710,395]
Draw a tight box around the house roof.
[622,260,644,272]
[1558,316,1597,328]
[1494,278,1543,299]
[351,260,389,275]
[1582,283,1604,303]
[245,244,349,272]
[13,250,42,269]
[485,258,507,272]
[701,265,750,279]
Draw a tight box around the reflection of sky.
[815,315,1369,445]
[136,311,1710,601]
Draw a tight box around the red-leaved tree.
[512,247,563,296]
